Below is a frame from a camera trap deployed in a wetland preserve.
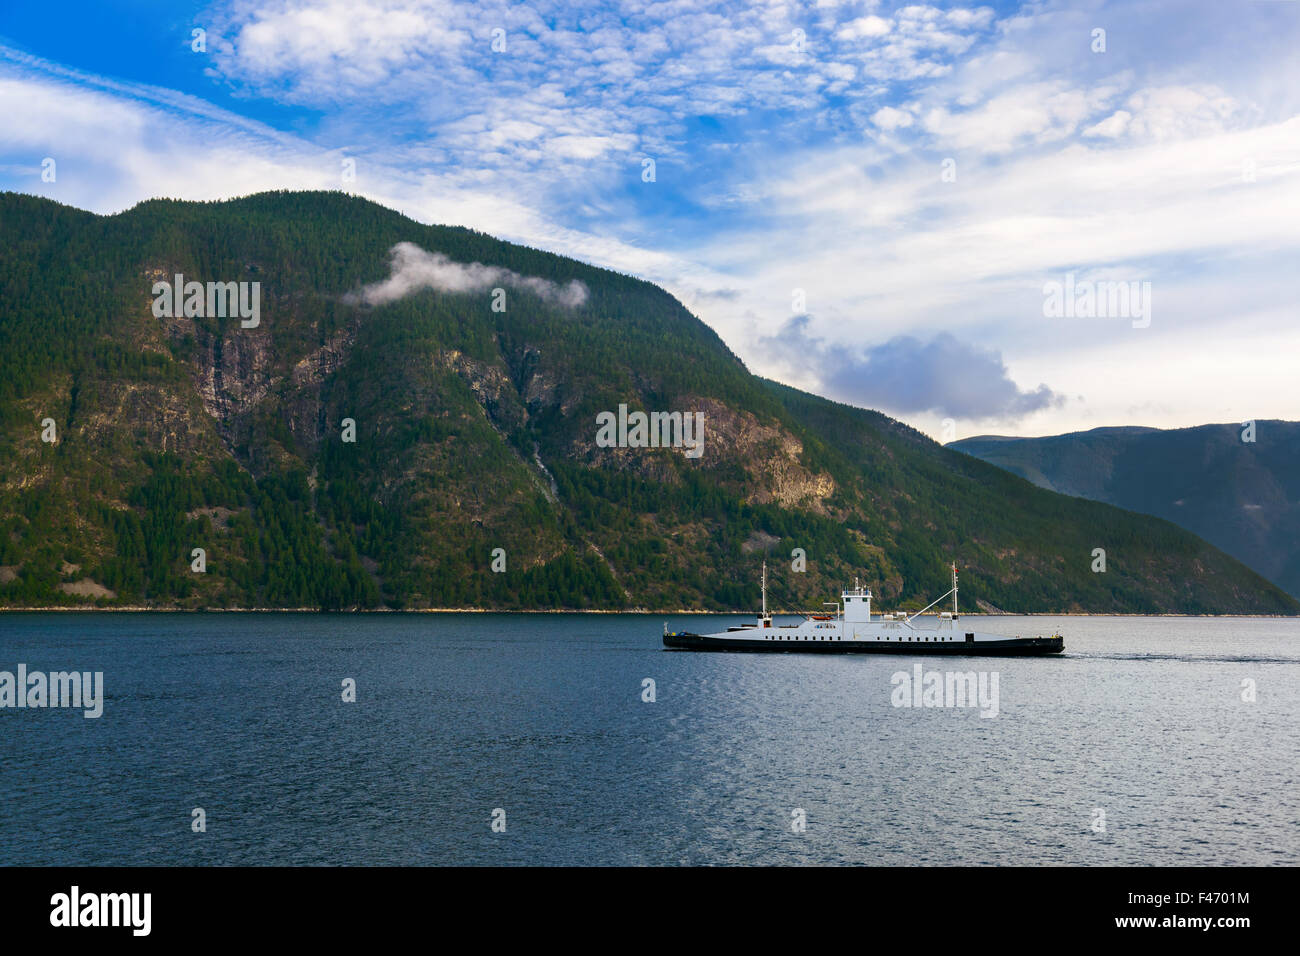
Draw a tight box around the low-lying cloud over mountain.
[345,242,589,309]
[762,315,1063,421]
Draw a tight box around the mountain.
[0,190,1294,614]
[950,424,1300,600]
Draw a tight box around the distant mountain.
[0,190,1294,614]
[950,423,1300,599]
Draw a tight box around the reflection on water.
[1,612,1296,865]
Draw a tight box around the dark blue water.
[1,613,1296,865]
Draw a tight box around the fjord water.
[1,613,1296,866]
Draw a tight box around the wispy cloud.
[1,0,1298,437]
[344,242,589,308]
[203,0,1000,171]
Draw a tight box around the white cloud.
[220,0,473,100]
[870,105,913,130]
[4,0,1300,442]
[202,0,997,165]
[1084,109,1130,138]
[1123,85,1246,141]
[920,82,1118,153]
[696,113,1300,435]
[837,15,892,40]
[345,242,589,308]
[546,133,638,160]
[0,43,733,305]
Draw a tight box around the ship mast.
[762,561,767,619]
[952,562,958,616]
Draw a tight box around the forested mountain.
[0,190,1294,614]
[950,424,1300,600]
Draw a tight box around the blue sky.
[2,0,1298,439]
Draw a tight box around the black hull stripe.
[663,634,1064,656]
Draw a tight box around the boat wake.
[1065,652,1298,664]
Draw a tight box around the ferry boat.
[663,563,1063,656]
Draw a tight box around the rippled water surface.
[1,613,1296,865]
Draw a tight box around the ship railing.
[894,586,958,630]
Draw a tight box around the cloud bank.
[763,316,1062,421]
[345,242,589,309]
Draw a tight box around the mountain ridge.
[950,422,1300,599]
[1,189,1294,615]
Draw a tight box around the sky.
[1,0,1297,441]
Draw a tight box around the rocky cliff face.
[1,190,1295,614]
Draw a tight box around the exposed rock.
[58,579,117,599]
[186,506,238,528]
[575,396,836,510]
[442,349,527,432]
[741,530,780,553]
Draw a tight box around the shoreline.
[0,606,1297,618]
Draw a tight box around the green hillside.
[1,190,1294,614]
[951,424,1300,600]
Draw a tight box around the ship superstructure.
[664,563,1063,655]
